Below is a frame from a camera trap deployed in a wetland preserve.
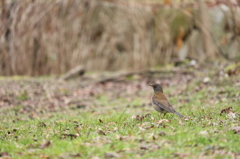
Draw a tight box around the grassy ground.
[0,66,239,159]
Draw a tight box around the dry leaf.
[198,131,209,136]
[232,127,240,134]
[178,119,185,125]
[203,77,211,83]
[39,154,50,159]
[220,107,233,115]
[104,152,120,158]
[227,112,236,119]
[131,115,136,119]
[0,152,10,157]
[158,131,166,136]
[140,144,149,150]
[98,130,106,136]
[39,140,51,149]
[157,119,169,124]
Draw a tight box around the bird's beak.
[148,84,154,87]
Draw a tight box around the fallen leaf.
[131,115,136,119]
[178,119,185,125]
[73,121,80,124]
[39,140,51,148]
[158,131,166,136]
[99,119,103,123]
[173,153,190,158]
[220,107,233,115]
[232,127,240,134]
[198,131,209,136]
[104,152,120,158]
[38,122,47,127]
[227,112,236,119]
[136,115,144,121]
[152,135,156,140]
[157,119,169,124]
[13,128,19,132]
[98,130,106,136]
[203,77,211,83]
[140,144,149,150]
[71,153,81,158]
[0,152,10,157]
[62,134,78,140]
[39,154,50,159]
[144,114,151,117]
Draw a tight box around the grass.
[0,74,239,159]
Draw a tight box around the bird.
[149,83,184,118]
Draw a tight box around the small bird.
[149,83,184,118]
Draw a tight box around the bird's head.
[149,83,163,93]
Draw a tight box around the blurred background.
[0,0,240,76]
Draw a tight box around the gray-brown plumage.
[149,83,184,118]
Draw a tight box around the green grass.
[0,75,239,159]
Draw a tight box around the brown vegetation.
[0,0,239,76]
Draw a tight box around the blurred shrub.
[0,0,239,75]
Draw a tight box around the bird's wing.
[152,93,176,113]
[152,99,175,113]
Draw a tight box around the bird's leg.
[158,113,165,119]
[163,113,167,118]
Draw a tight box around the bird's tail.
[174,111,184,118]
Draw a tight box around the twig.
[96,69,193,83]
[60,65,85,81]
